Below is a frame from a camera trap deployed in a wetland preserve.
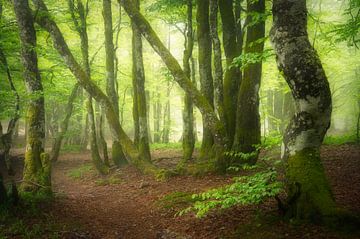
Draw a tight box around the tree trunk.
[182,0,195,162]
[197,0,215,160]
[14,0,51,192]
[233,0,265,164]
[51,83,80,162]
[153,90,162,143]
[33,0,161,176]
[131,0,151,161]
[219,0,241,145]
[87,98,109,174]
[271,0,337,221]
[209,0,225,124]
[162,81,171,144]
[103,0,127,166]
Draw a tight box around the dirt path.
[45,145,360,239]
[4,145,359,238]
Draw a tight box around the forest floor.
[1,144,360,239]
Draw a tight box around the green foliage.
[224,150,259,165]
[231,49,274,70]
[66,164,93,179]
[262,132,283,149]
[330,0,360,48]
[179,169,283,218]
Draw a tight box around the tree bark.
[219,0,241,145]
[131,0,151,161]
[197,0,215,159]
[14,0,51,192]
[209,0,225,125]
[103,0,127,166]
[271,0,337,221]
[182,0,195,162]
[233,0,265,164]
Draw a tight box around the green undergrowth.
[66,164,94,179]
[95,175,122,186]
[323,134,358,145]
[0,191,76,239]
[156,191,195,210]
[150,142,201,150]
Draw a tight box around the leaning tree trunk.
[103,0,127,166]
[233,0,265,164]
[14,0,51,192]
[197,0,215,160]
[270,0,338,222]
[182,0,195,162]
[131,0,151,161]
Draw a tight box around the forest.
[0,0,359,238]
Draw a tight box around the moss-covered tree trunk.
[197,0,215,160]
[103,0,127,166]
[270,0,338,222]
[182,0,195,162]
[51,83,80,162]
[14,0,51,192]
[209,0,225,125]
[233,0,265,164]
[130,0,151,161]
[219,0,241,145]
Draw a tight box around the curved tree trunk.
[103,0,127,166]
[233,0,265,164]
[197,0,215,160]
[14,0,51,192]
[270,0,337,221]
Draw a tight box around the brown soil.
[3,144,360,239]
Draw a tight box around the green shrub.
[179,169,283,218]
